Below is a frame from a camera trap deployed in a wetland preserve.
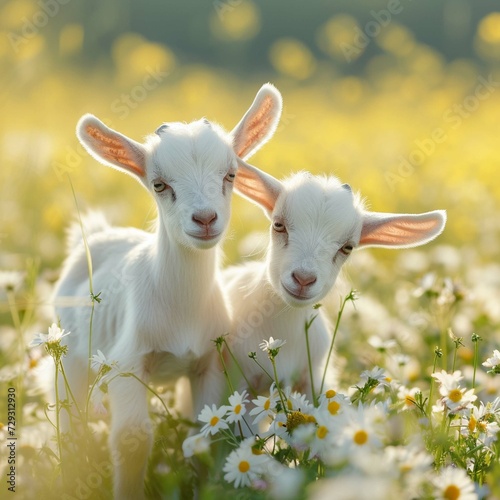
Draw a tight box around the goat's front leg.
[108,374,152,500]
[190,352,225,417]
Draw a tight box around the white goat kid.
[53,84,282,499]
[224,161,446,401]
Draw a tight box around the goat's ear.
[359,210,446,248]
[76,114,147,179]
[235,159,283,215]
[231,83,282,160]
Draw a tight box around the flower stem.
[222,338,258,397]
[320,291,355,395]
[269,356,288,415]
[304,314,318,406]
[54,361,65,483]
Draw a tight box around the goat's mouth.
[186,231,221,242]
[281,282,314,302]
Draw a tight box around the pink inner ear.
[86,125,145,177]
[235,95,274,158]
[360,215,442,246]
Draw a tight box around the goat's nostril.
[292,271,317,287]
[192,211,218,227]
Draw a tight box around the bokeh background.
[1,0,500,305]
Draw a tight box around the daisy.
[223,444,268,488]
[182,433,211,458]
[359,366,392,387]
[432,466,478,500]
[327,404,385,464]
[397,386,421,412]
[262,412,288,439]
[226,390,249,424]
[308,412,337,459]
[29,323,70,347]
[283,387,313,413]
[384,445,433,477]
[459,403,500,447]
[483,349,500,370]
[259,336,286,352]
[250,385,279,425]
[368,335,397,352]
[432,370,477,413]
[318,392,351,417]
[90,349,118,372]
[198,404,229,436]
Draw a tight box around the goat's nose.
[192,211,217,227]
[292,271,317,287]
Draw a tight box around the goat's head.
[235,160,447,306]
[76,84,282,250]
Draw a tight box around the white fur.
[225,164,446,401]
[52,84,282,500]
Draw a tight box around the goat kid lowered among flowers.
[52,84,282,499]
[224,160,446,405]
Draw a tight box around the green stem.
[320,293,350,394]
[472,341,479,390]
[216,342,234,394]
[304,317,317,407]
[269,356,288,415]
[250,357,275,383]
[67,175,97,392]
[54,361,65,483]
[222,338,258,397]
[427,350,440,418]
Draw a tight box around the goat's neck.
[153,219,218,295]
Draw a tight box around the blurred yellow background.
[1,0,499,274]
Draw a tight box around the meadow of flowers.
[2,1,500,499]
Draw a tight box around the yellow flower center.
[353,430,368,445]
[448,389,463,403]
[234,404,242,415]
[210,416,219,427]
[238,460,250,473]
[443,484,460,500]
[385,376,392,383]
[468,416,477,432]
[405,395,416,407]
[316,426,329,439]
[264,399,271,411]
[29,358,38,369]
[328,401,341,415]
[325,389,336,398]
[477,421,487,433]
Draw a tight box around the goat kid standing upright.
[224,160,446,404]
[53,84,282,499]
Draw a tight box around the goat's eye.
[225,172,236,182]
[153,181,168,193]
[273,221,286,233]
[340,243,354,256]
